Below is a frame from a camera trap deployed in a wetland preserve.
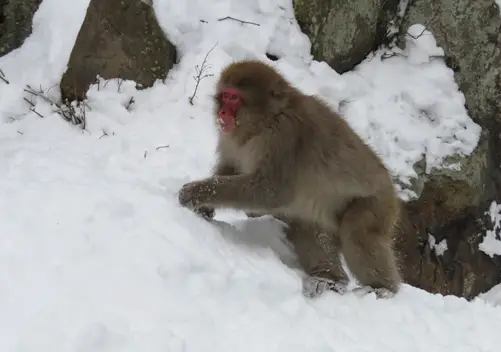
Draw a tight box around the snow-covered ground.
[0,0,500,350]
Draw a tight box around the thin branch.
[156,145,170,150]
[125,97,135,110]
[0,69,9,84]
[23,97,44,118]
[218,16,260,26]
[406,26,428,40]
[23,97,36,108]
[30,108,44,119]
[406,10,440,40]
[117,78,124,93]
[24,84,86,127]
[99,130,108,139]
[189,43,217,105]
[381,51,407,60]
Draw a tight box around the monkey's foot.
[246,211,264,218]
[301,276,348,298]
[352,286,397,299]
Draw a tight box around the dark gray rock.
[0,0,42,57]
[293,0,400,73]
[60,0,177,102]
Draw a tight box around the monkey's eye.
[230,94,238,100]
[223,92,229,99]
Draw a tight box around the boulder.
[60,0,177,102]
[0,0,42,57]
[293,0,400,73]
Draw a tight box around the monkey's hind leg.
[282,218,349,298]
[338,197,401,299]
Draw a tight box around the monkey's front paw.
[195,206,215,220]
[302,276,348,298]
[178,181,204,208]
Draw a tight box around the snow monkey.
[178,60,401,298]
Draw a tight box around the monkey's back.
[282,94,397,227]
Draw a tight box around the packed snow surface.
[0,0,498,351]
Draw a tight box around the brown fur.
[179,60,401,295]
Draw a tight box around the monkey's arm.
[179,132,294,212]
[179,172,286,212]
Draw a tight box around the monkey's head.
[213,60,292,134]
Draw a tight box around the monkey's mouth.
[217,107,237,132]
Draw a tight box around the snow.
[478,284,501,307]
[479,201,501,258]
[0,0,498,351]
[339,24,481,199]
[428,234,448,256]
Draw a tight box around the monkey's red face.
[217,88,244,132]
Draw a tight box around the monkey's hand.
[195,206,215,219]
[178,180,216,218]
[179,173,284,212]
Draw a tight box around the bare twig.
[23,97,45,118]
[125,97,135,110]
[31,109,44,118]
[381,51,407,60]
[406,10,440,40]
[156,145,170,150]
[218,16,260,26]
[46,83,59,97]
[144,150,148,158]
[0,69,9,84]
[117,78,124,93]
[23,97,35,108]
[24,84,86,127]
[17,131,24,135]
[99,130,109,139]
[406,26,428,40]
[189,43,217,105]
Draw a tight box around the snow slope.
[0,0,499,351]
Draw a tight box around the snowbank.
[0,0,496,351]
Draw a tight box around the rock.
[60,0,177,102]
[0,0,42,57]
[401,1,501,125]
[293,0,400,73]
[395,131,501,299]
[393,0,501,299]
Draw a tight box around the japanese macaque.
[178,60,401,297]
